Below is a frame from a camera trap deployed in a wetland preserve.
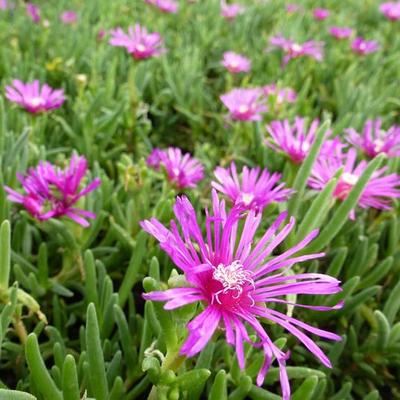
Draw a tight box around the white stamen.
[230,60,239,68]
[341,172,358,185]
[136,43,146,52]
[373,138,385,153]
[240,192,254,206]
[172,167,180,176]
[29,97,45,107]
[291,43,302,52]
[238,104,249,114]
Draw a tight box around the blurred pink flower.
[221,51,251,73]
[146,148,165,170]
[286,3,301,13]
[0,0,9,10]
[60,10,77,24]
[313,8,330,20]
[26,3,40,23]
[380,2,400,20]
[351,37,379,55]
[262,84,297,104]
[97,29,106,41]
[221,3,246,20]
[329,26,354,39]
[145,0,178,13]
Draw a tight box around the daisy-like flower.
[146,148,165,170]
[141,191,342,400]
[351,37,379,55]
[221,51,251,74]
[145,0,178,13]
[5,80,65,114]
[5,155,101,227]
[220,88,267,121]
[60,10,77,24]
[109,24,166,60]
[0,0,9,10]
[345,119,400,158]
[221,3,246,20]
[329,26,354,40]
[268,35,324,66]
[380,2,400,21]
[26,3,40,23]
[309,148,400,218]
[266,117,328,163]
[262,84,297,105]
[313,8,330,20]
[212,162,293,212]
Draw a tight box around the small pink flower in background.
[221,51,251,73]
[5,80,65,114]
[60,10,77,24]
[286,3,301,13]
[212,162,293,212]
[220,88,267,121]
[0,0,8,10]
[351,37,379,55]
[109,24,166,60]
[309,148,400,218]
[268,35,324,66]
[380,2,400,21]
[345,119,400,158]
[313,8,330,20]
[5,155,101,227]
[221,3,246,20]
[141,191,342,400]
[145,0,178,13]
[262,84,297,104]
[266,117,329,163]
[26,3,40,23]
[97,29,106,41]
[329,26,354,40]
[146,148,165,170]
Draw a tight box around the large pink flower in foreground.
[345,119,400,158]
[109,24,166,60]
[309,148,400,218]
[141,191,342,400]
[5,80,65,114]
[351,37,379,55]
[221,51,251,73]
[212,162,293,211]
[5,155,100,226]
[145,0,178,13]
[380,2,400,21]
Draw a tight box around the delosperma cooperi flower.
[345,119,400,158]
[5,155,101,227]
[141,191,342,400]
[26,2,40,23]
[220,88,267,121]
[109,24,166,60]
[212,162,293,212]
[146,148,165,170]
[380,2,400,21]
[5,80,66,114]
[221,2,246,20]
[266,117,329,163]
[329,26,354,39]
[144,0,178,13]
[351,37,379,55]
[309,148,400,218]
[60,10,77,24]
[313,8,330,20]
[221,51,251,73]
[262,84,297,105]
[268,35,324,66]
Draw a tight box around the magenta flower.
[144,0,178,13]
[5,80,65,114]
[60,10,77,24]
[26,3,40,23]
[212,162,293,212]
[220,88,267,121]
[109,24,166,60]
[0,0,8,10]
[309,148,400,218]
[221,51,251,74]
[221,3,246,20]
[329,26,354,40]
[141,191,342,400]
[286,3,301,13]
[380,2,400,21]
[262,84,297,105]
[313,8,330,20]
[146,148,165,170]
[5,155,101,227]
[345,119,400,158]
[266,118,329,163]
[351,37,379,55]
[97,29,106,41]
[269,35,324,66]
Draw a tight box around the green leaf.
[0,390,37,400]
[292,376,319,400]
[374,310,390,351]
[209,370,228,400]
[0,220,10,289]
[383,276,400,324]
[61,355,80,400]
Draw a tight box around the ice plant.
[221,2,246,20]
[380,2,400,21]
[109,24,166,60]
[5,155,101,227]
[0,0,8,10]
[141,191,342,400]
[309,148,400,218]
[266,117,328,163]
[262,84,297,104]
[212,162,293,212]
[5,80,65,114]
[220,88,267,121]
[351,37,379,55]
[221,51,251,74]
[60,10,77,24]
[144,0,178,13]
[313,8,330,20]
[329,26,354,40]
[26,2,40,23]
[268,35,324,66]
[345,119,400,158]
[146,148,165,170]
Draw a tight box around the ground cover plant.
[0,0,399,399]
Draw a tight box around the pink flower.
[269,35,324,66]
[329,26,354,40]
[5,155,101,227]
[109,24,166,60]
[97,29,106,41]
[144,0,178,13]
[380,2,400,21]
[146,148,165,170]
[351,37,379,55]
[0,0,9,10]
[266,117,330,163]
[60,10,77,24]
[212,162,293,212]
[26,3,40,23]
[5,80,65,114]
[345,119,400,158]
[141,191,342,400]
[221,51,251,73]
[221,3,246,20]
[309,148,400,218]
[286,3,301,13]
[262,84,297,104]
[313,8,330,20]
[220,88,267,121]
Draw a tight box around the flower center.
[334,172,358,200]
[230,60,239,68]
[359,42,366,51]
[373,138,385,153]
[136,43,146,52]
[291,43,302,53]
[342,172,358,185]
[172,167,181,177]
[238,104,249,114]
[29,97,45,108]
[240,192,254,206]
